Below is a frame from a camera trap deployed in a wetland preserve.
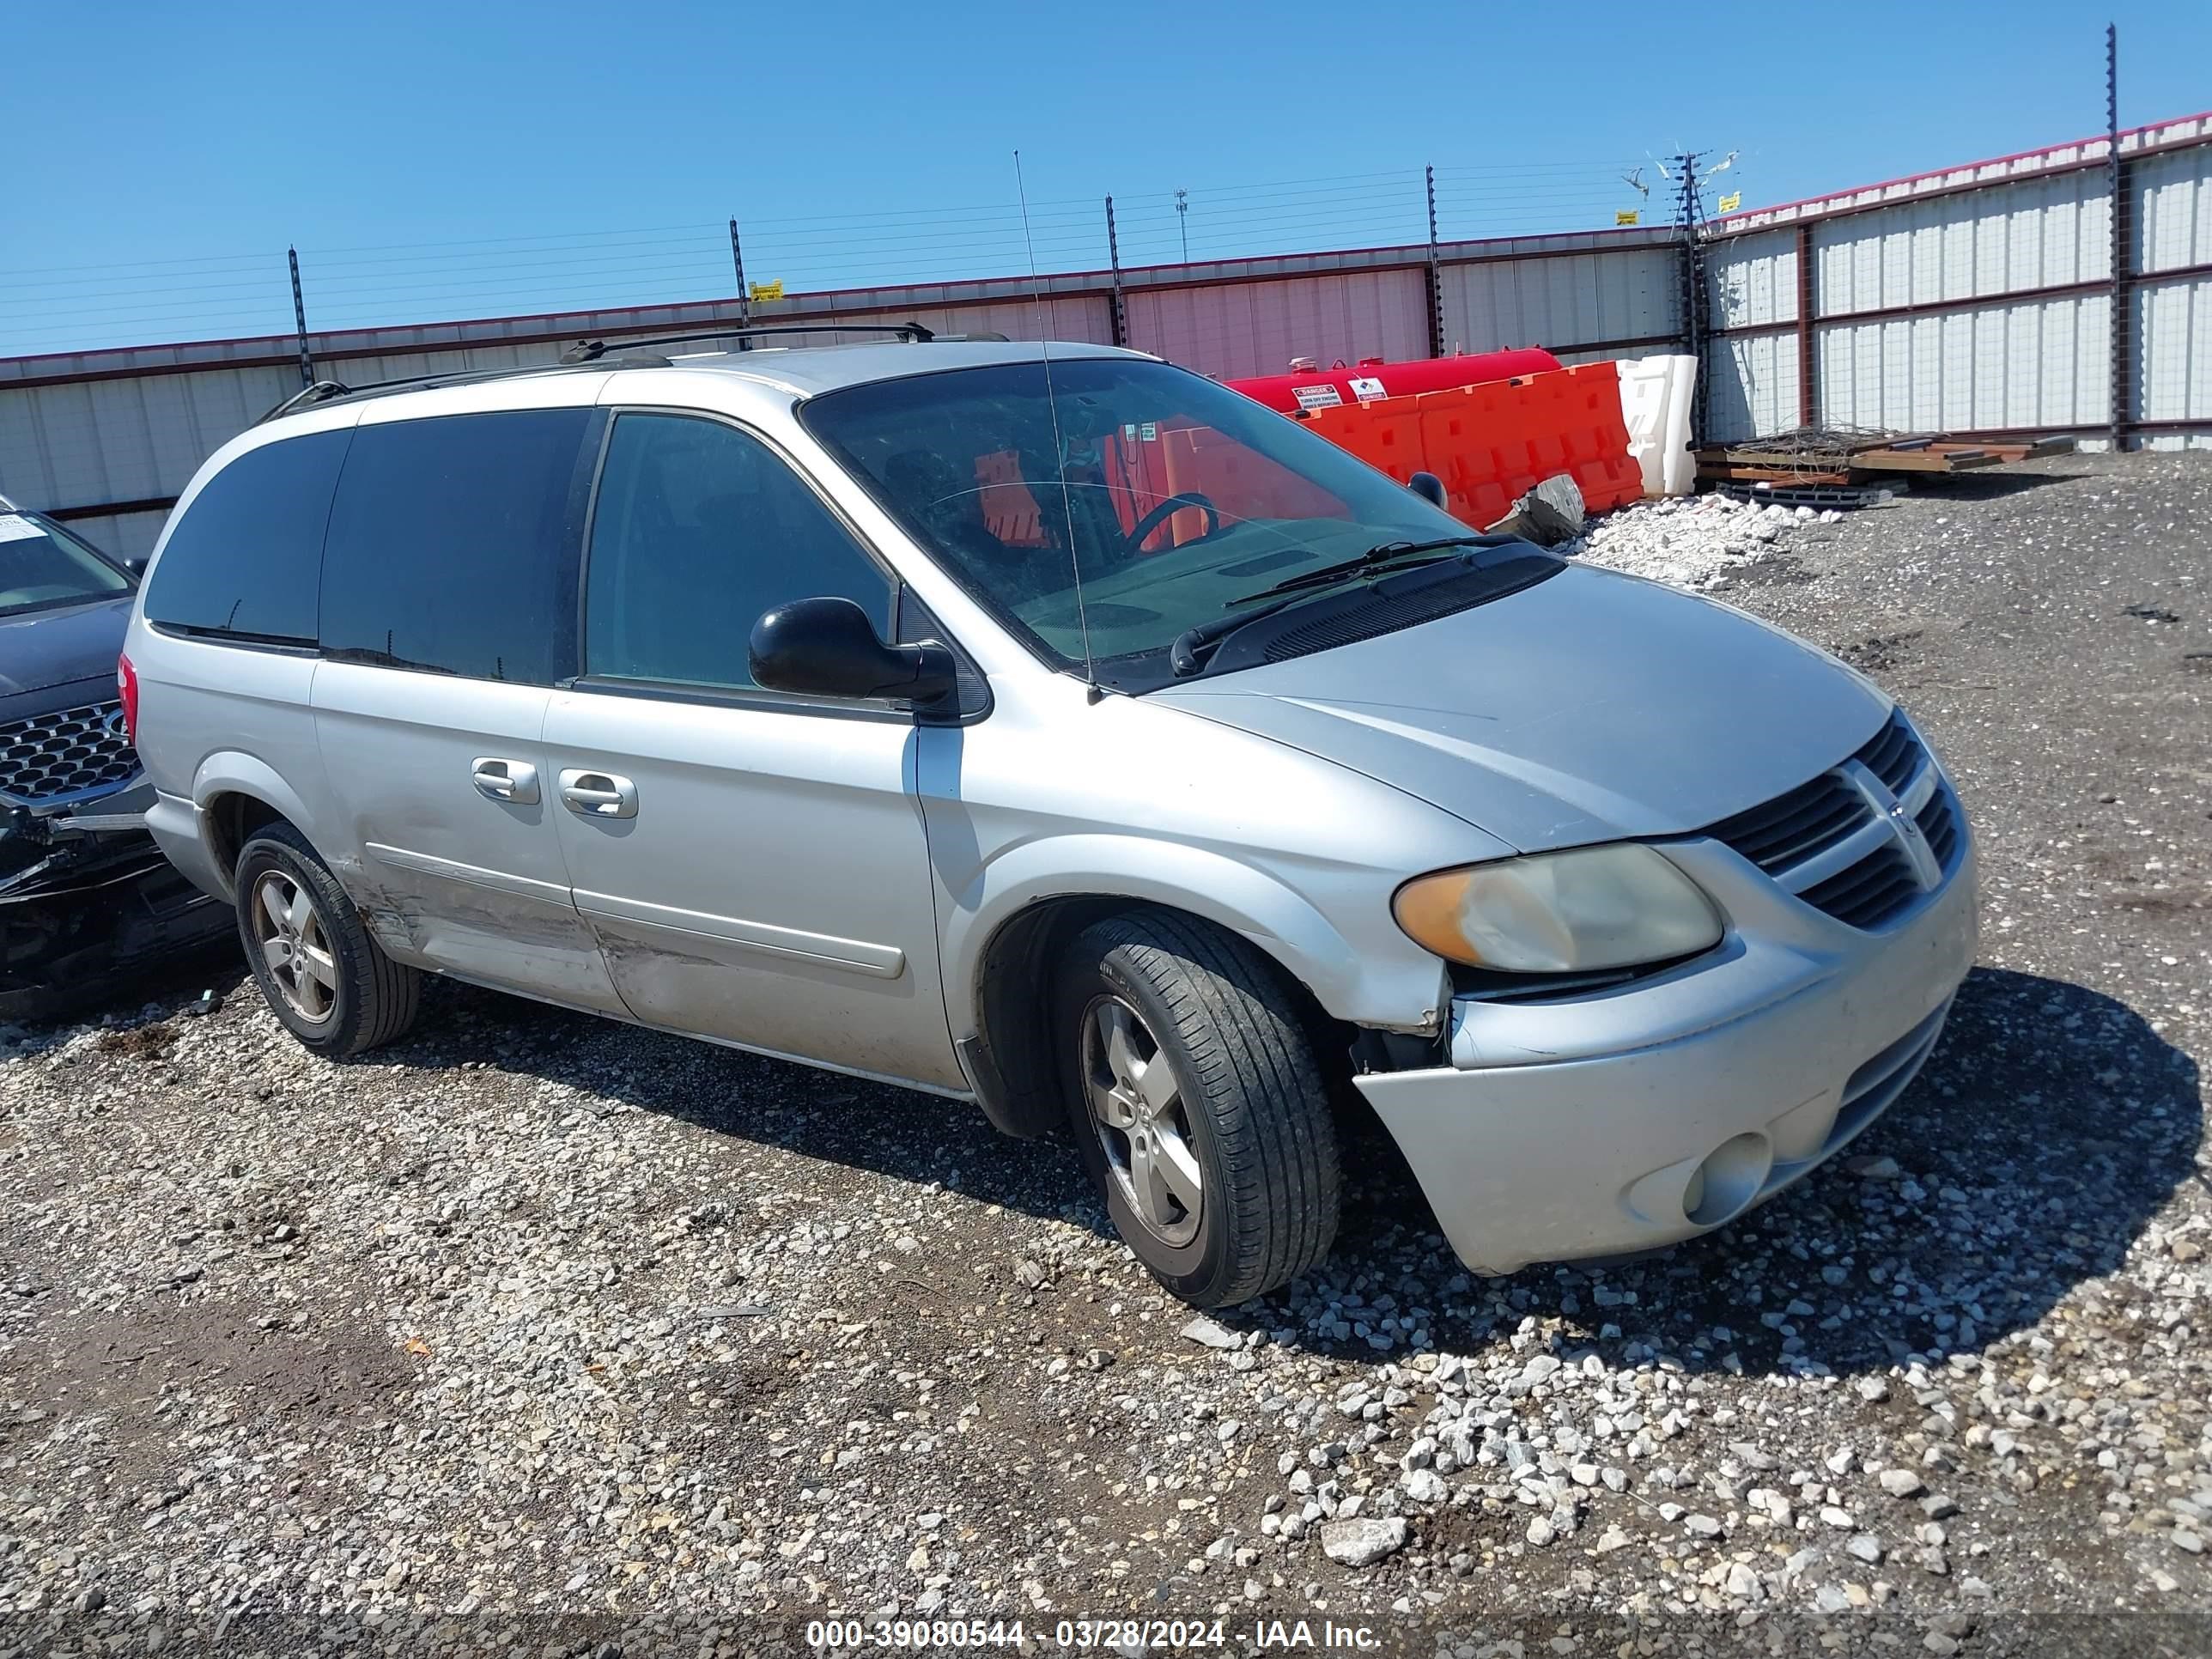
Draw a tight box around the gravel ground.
[2,451,2208,1657]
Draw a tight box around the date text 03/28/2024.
[804,1618,1382,1650]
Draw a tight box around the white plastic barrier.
[1614,353,1698,497]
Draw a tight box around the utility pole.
[1425,164,1445,358]
[1175,188,1188,262]
[2107,22,2129,450]
[1671,154,1709,442]
[1103,196,1129,347]
[729,218,753,350]
[287,247,313,387]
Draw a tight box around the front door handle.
[471,757,540,804]
[558,769,638,819]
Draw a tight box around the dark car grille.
[1799,843,1926,928]
[0,701,140,805]
[1917,788,1961,867]
[1704,770,1867,872]
[1705,711,1963,931]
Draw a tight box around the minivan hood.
[0,595,131,702]
[1150,562,1888,852]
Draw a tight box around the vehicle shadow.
[1310,964,2202,1378]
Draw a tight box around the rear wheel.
[1057,912,1340,1308]
[234,823,420,1058]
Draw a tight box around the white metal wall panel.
[1125,270,1427,380]
[0,300,1115,525]
[1704,331,1800,441]
[2136,275,2212,423]
[58,509,172,562]
[1812,172,2112,316]
[1706,229,1796,330]
[318,342,556,387]
[2136,144,2212,275]
[0,365,295,514]
[1439,247,1679,352]
[1815,295,2110,431]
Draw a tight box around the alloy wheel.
[1081,996,1204,1248]
[249,869,338,1024]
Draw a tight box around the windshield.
[801,356,1479,690]
[0,510,132,619]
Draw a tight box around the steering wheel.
[1122,491,1221,556]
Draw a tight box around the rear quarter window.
[319,408,597,684]
[143,428,352,643]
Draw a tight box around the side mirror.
[750,597,957,703]
[123,555,149,577]
[1408,471,1448,509]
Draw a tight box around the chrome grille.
[0,701,140,805]
[1705,711,1961,931]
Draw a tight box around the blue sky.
[9,1,2211,356]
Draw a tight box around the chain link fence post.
[287,247,313,386]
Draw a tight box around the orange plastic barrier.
[1297,362,1642,529]
[1102,423,1344,550]
[975,449,1048,545]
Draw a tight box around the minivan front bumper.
[1354,835,1978,1276]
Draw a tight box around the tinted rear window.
[143,429,351,643]
[319,408,594,684]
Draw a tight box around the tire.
[234,822,420,1059]
[1055,911,1340,1308]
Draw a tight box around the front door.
[544,410,961,1091]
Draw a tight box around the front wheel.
[1056,912,1340,1307]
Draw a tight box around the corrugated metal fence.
[4,111,2210,559]
[0,232,1682,558]
[1703,111,2212,445]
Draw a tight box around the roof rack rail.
[252,360,612,425]
[557,319,936,363]
[258,380,350,422]
[252,318,968,426]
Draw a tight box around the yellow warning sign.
[750,279,785,301]
[1717,191,1742,214]
[1614,210,1639,227]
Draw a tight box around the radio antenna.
[1014,149,1099,701]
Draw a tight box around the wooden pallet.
[1697,433,2073,483]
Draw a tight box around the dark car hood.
[0,595,131,707]
[1150,562,1890,851]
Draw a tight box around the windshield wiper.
[1170,537,1503,678]
[1223,536,1492,607]
[1169,597,1302,678]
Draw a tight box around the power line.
[1,157,1657,356]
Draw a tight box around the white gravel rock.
[1320,1516,1407,1568]
[1569,492,1808,589]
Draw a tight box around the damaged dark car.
[0,499,226,1020]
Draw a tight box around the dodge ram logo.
[1843,759,1943,892]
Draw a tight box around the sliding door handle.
[471,757,540,804]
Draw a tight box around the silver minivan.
[123,334,1976,1308]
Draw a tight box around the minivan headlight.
[1393,845,1723,973]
